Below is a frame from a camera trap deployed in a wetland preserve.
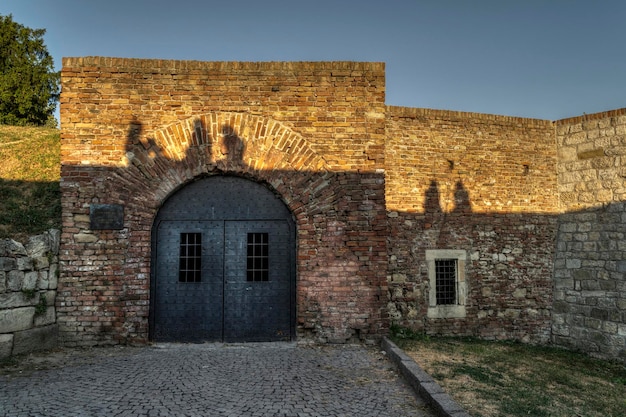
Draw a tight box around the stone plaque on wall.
[90,204,124,230]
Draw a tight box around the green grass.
[391,329,626,417]
[0,125,61,240]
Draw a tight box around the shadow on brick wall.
[56,117,626,362]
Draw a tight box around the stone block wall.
[385,107,558,343]
[553,108,626,361]
[0,230,59,359]
[59,58,387,346]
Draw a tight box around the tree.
[0,14,59,126]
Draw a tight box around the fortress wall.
[553,108,626,361]
[385,106,558,342]
[59,58,388,345]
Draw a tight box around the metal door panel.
[151,176,295,343]
[224,220,292,342]
[153,220,224,342]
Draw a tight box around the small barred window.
[247,232,269,282]
[179,233,202,283]
[435,259,457,305]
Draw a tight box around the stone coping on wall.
[387,105,554,127]
[555,107,626,126]
[62,56,386,73]
[388,105,626,128]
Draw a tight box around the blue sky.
[2,0,625,120]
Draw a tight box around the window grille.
[435,259,457,305]
[247,232,269,282]
[179,232,202,283]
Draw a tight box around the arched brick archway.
[141,114,333,342]
[59,59,388,347]
[124,112,331,208]
[117,112,382,343]
[150,175,297,343]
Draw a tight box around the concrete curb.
[381,337,472,417]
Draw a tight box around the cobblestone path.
[0,343,437,417]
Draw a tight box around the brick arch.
[58,59,389,347]
[61,112,387,345]
[124,112,331,208]
[117,112,367,342]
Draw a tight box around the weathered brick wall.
[553,108,626,361]
[59,58,387,346]
[385,107,558,342]
[58,56,626,361]
[0,230,59,358]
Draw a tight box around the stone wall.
[385,107,558,343]
[0,230,59,359]
[553,108,626,361]
[57,57,626,361]
[59,58,387,346]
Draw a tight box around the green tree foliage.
[0,14,59,126]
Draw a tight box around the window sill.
[427,305,466,319]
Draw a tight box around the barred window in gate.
[247,232,269,282]
[179,232,202,283]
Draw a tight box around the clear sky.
[2,0,625,120]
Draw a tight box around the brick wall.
[59,58,387,345]
[58,57,626,361]
[553,108,626,361]
[385,107,558,342]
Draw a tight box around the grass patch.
[391,330,626,417]
[0,125,61,240]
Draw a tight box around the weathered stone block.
[0,292,33,309]
[47,229,60,254]
[566,259,581,269]
[0,307,34,333]
[584,317,603,330]
[25,234,52,258]
[590,308,609,321]
[0,239,27,257]
[553,301,571,314]
[513,288,527,298]
[391,273,406,283]
[37,270,49,289]
[554,278,574,289]
[45,290,56,306]
[0,257,17,271]
[33,256,50,270]
[34,306,56,327]
[12,324,58,355]
[599,280,616,291]
[0,334,13,359]
[48,263,58,289]
[581,280,600,291]
[22,271,38,290]
[16,257,33,271]
[74,233,98,243]
[572,269,593,280]
[7,270,24,291]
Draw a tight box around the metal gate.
[150,176,295,343]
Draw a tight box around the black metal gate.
[150,176,295,342]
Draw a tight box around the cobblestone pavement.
[0,343,437,417]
